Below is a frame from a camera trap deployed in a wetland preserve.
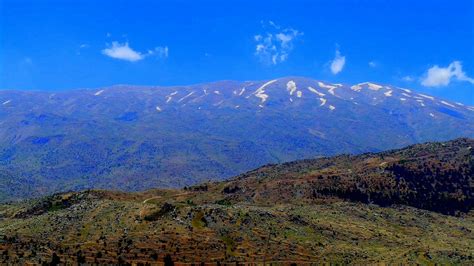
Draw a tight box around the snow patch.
[351,84,362,92]
[214,90,221,95]
[286,80,297,95]
[156,106,162,112]
[402,93,412,98]
[319,98,327,106]
[307,86,325,97]
[350,82,382,91]
[318,81,337,90]
[367,82,383,91]
[178,91,195,103]
[254,79,277,103]
[214,100,224,106]
[416,100,425,107]
[2,100,11,105]
[440,100,456,108]
[94,90,105,96]
[430,113,435,117]
[238,88,246,96]
[329,105,336,111]
[296,91,302,98]
[384,90,393,97]
[418,94,434,100]
[400,98,407,101]
[166,91,178,103]
[401,88,412,93]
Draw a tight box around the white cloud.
[330,49,345,75]
[402,76,414,82]
[102,42,144,62]
[421,61,474,87]
[254,21,303,65]
[102,42,168,62]
[368,61,377,68]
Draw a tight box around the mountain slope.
[215,137,474,215]
[0,139,472,264]
[0,77,473,200]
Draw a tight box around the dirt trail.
[142,192,192,204]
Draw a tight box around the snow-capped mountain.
[0,77,472,200]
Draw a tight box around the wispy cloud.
[402,75,414,82]
[421,61,474,87]
[102,42,168,62]
[330,48,345,75]
[148,46,169,58]
[368,61,377,68]
[254,21,303,65]
[77,44,90,55]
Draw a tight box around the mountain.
[0,138,472,264]
[1,77,473,200]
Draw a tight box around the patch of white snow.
[319,98,327,106]
[178,91,195,103]
[286,80,297,95]
[254,79,277,103]
[307,87,325,97]
[441,100,456,108]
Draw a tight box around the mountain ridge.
[0,77,473,201]
[3,76,473,107]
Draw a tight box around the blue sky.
[1,0,473,104]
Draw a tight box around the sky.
[1,0,473,104]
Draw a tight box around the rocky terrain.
[0,138,472,264]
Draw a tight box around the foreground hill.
[0,138,472,264]
[1,77,474,200]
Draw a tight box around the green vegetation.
[0,138,472,264]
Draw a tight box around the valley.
[0,138,472,264]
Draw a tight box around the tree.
[50,252,60,265]
[164,254,174,266]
